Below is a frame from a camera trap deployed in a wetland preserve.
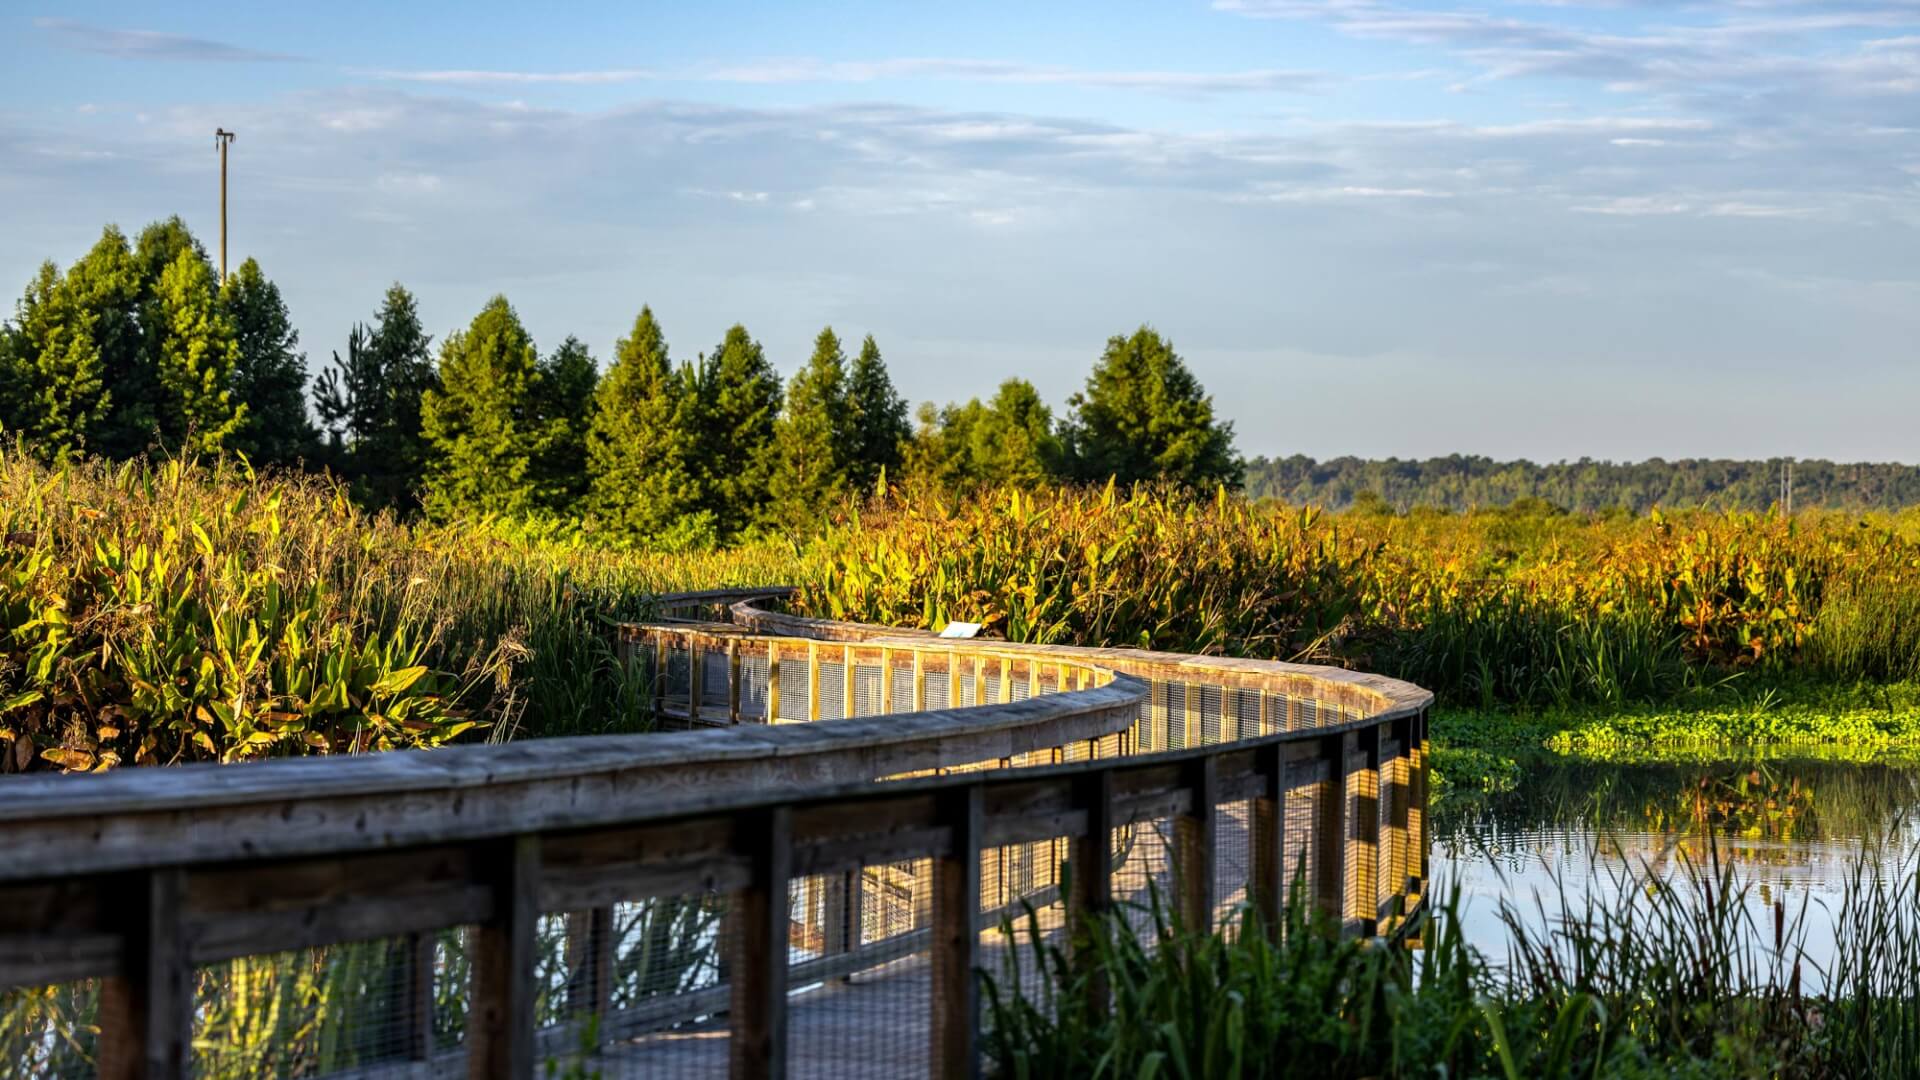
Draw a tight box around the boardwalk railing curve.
[0,586,1432,1079]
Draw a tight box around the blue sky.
[4,1,1918,461]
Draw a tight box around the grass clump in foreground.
[984,850,1920,1079]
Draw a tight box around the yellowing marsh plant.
[0,449,802,772]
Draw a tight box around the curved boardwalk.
[0,589,1431,1080]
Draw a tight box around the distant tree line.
[1246,454,1920,513]
[2,218,1241,548]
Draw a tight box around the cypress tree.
[222,257,318,467]
[314,284,438,511]
[1063,326,1240,488]
[586,307,708,547]
[150,250,245,453]
[846,334,909,491]
[419,296,542,520]
[764,327,854,532]
[535,335,598,513]
[693,324,782,540]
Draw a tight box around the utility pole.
[214,128,236,284]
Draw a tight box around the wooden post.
[1067,769,1114,1015]
[565,907,614,1019]
[1313,732,1351,929]
[880,648,894,714]
[1251,742,1287,938]
[844,645,858,718]
[1351,726,1381,936]
[1408,710,1428,914]
[97,869,190,1080]
[214,128,234,284]
[650,631,666,724]
[914,650,926,712]
[402,931,436,1061]
[1178,756,1217,934]
[949,651,963,710]
[931,784,984,1080]
[728,640,742,724]
[767,643,782,722]
[469,835,539,1079]
[731,807,792,1080]
[807,642,821,723]
[689,641,704,723]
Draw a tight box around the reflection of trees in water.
[1438,755,1920,865]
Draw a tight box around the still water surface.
[1432,754,1920,973]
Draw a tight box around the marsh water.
[1432,753,1920,974]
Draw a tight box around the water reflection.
[1434,754,1920,973]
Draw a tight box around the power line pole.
[214,128,236,284]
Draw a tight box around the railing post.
[932,783,984,1080]
[689,640,704,723]
[1313,731,1350,930]
[402,930,436,1061]
[880,647,894,714]
[97,868,189,1080]
[650,630,667,725]
[1067,768,1115,1016]
[807,642,821,722]
[844,645,858,718]
[469,835,539,1079]
[1350,726,1381,937]
[728,640,743,724]
[1251,742,1287,938]
[1178,756,1217,935]
[565,907,615,1019]
[731,806,792,1080]
[1409,709,1428,914]
[766,643,782,723]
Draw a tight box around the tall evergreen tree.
[846,334,909,491]
[314,284,438,511]
[764,327,854,532]
[586,307,708,547]
[1063,326,1240,488]
[63,227,148,457]
[0,262,108,457]
[221,257,318,467]
[149,250,245,453]
[535,335,598,512]
[419,296,543,519]
[693,324,782,540]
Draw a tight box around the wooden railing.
[0,590,1431,1079]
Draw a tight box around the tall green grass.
[984,848,1920,1078]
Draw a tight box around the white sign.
[938,621,983,639]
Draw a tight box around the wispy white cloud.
[34,18,301,63]
[380,57,1324,96]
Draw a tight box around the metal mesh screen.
[190,937,424,1078]
[788,860,931,1078]
[1,981,98,1079]
[1215,797,1255,933]
[600,891,733,1076]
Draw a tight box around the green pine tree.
[221,257,318,467]
[764,327,854,532]
[693,324,782,540]
[535,335,598,513]
[0,261,109,458]
[150,250,246,453]
[63,227,149,457]
[419,296,544,520]
[586,306,710,548]
[1063,326,1240,488]
[846,334,909,491]
[314,284,438,511]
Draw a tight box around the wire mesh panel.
[1,981,99,1079]
[1111,817,1178,950]
[977,836,1074,1034]
[599,891,733,1077]
[852,661,885,717]
[1214,797,1256,933]
[740,652,771,722]
[777,661,809,723]
[190,937,425,1078]
[1285,758,1326,917]
[788,860,932,1079]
